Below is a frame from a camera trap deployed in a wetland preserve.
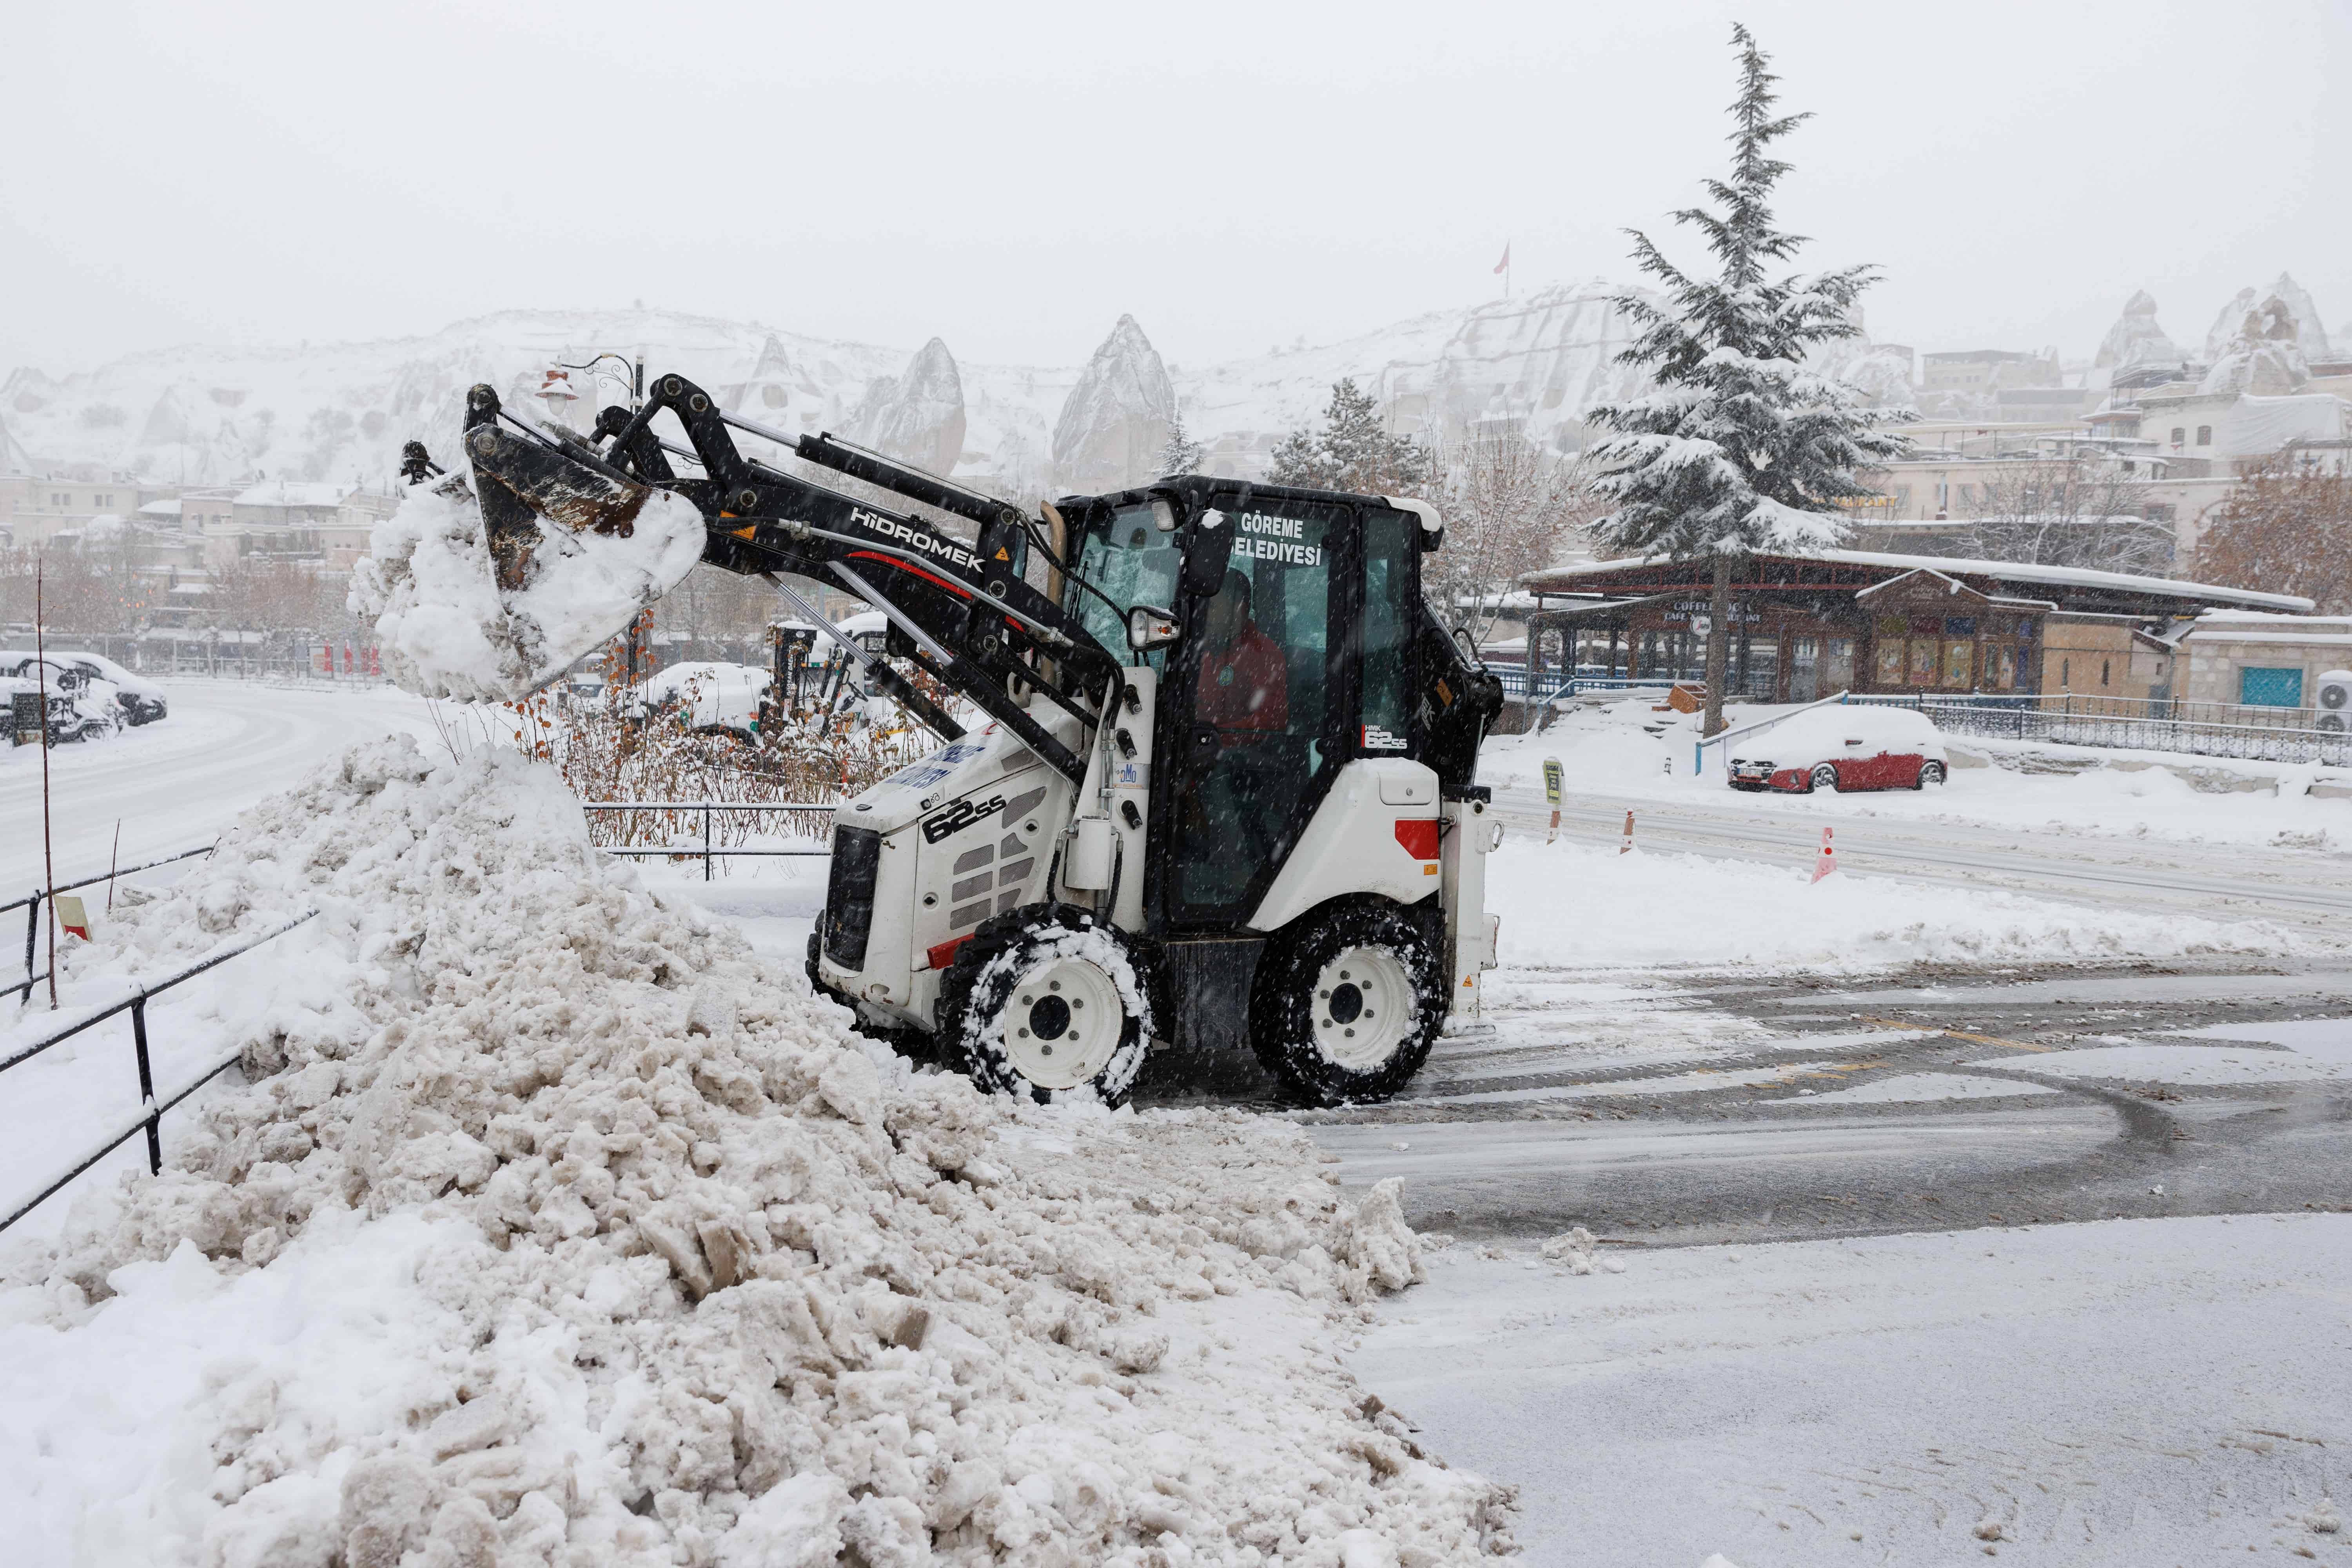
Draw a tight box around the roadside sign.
[54,894,90,940]
[11,691,40,746]
[1543,756,1563,843]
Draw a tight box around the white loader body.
[815,673,1498,1045]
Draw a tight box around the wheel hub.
[1005,956,1123,1091]
[1312,946,1414,1070]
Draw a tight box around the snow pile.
[1488,837,2303,973]
[1536,1229,1623,1277]
[351,482,706,702]
[0,737,1512,1565]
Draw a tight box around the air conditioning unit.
[2318,670,2352,733]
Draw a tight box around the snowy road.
[1495,784,2352,930]
[1310,965,2352,1243]
[1352,1214,2352,1566]
[0,679,440,894]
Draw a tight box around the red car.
[1726,706,1949,794]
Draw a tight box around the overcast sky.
[7,0,2347,377]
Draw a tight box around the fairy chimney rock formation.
[1052,316,1175,493]
[848,337,969,476]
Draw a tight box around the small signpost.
[52,894,90,941]
[1542,757,1563,843]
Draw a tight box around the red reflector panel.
[925,935,970,972]
[1394,818,1440,860]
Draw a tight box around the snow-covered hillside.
[0,280,1835,499]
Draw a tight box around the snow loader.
[421,375,1503,1106]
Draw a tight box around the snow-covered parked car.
[1727,704,1947,793]
[632,661,773,734]
[0,649,167,725]
[0,658,123,743]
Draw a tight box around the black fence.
[8,845,216,1006]
[0,911,317,1235]
[584,801,837,880]
[1848,692,2352,768]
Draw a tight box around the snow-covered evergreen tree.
[1156,412,1206,476]
[1587,23,1912,735]
[1269,379,1429,494]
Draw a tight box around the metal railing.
[1492,671,1675,704]
[9,845,216,1005]
[0,911,317,1235]
[1844,691,2352,768]
[584,801,837,880]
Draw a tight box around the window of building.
[2238,667,2304,708]
[2101,659,2111,687]
[2061,657,2070,687]
[2169,427,2185,447]
[2195,426,2211,446]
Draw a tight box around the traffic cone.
[1619,810,1635,855]
[1811,825,1837,883]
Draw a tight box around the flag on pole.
[1492,241,1511,275]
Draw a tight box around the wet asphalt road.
[1294,959,2352,1247]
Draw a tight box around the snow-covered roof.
[1524,547,2313,614]
[138,498,182,517]
[233,480,350,508]
[2194,608,2345,624]
[2216,393,2350,457]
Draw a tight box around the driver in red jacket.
[1197,569,1287,740]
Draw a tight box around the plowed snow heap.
[18,739,1513,1565]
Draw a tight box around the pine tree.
[1268,379,1429,494]
[1587,24,1913,736]
[1156,412,1206,477]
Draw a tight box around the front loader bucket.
[350,386,705,702]
[462,385,652,593]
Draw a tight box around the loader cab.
[1059,478,1441,937]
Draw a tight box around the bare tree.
[0,541,156,633]
[1426,426,1594,642]
[1961,457,2175,576]
[2195,450,2352,613]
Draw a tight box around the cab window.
[1071,504,1182,666]
[1355,510,1415,750]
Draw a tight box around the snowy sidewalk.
[1349,1214,2352,1565]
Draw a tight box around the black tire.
[1807,763,1839,794]
[935,906,1156,1106]
[1249,899,1445,1107]
[1915,761,1945,789]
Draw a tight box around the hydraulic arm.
[452,375,1123,784]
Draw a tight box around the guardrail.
[8,845,216,1006]
[1491,671,1675,704]
[0,910,318,1236]
[1845,692,2351,768]
[584,801,837,880]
